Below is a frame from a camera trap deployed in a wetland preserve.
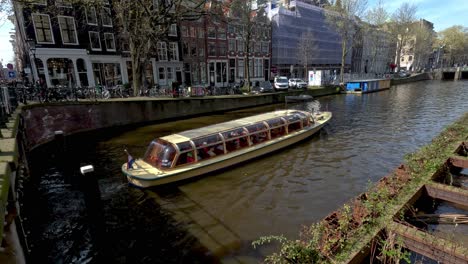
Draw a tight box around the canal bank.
[21,86,339,149]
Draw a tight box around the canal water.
[22,80,468,263]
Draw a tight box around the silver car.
[274,76,289,91]
[289,78,308,89]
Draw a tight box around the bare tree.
[228,0,267,92]
[437,25,468,66]
[296,31,314,78]
[364,0,389,73]
[412,24,434,71]
[389,2,417,72]
[325,0,368,84]
[113,0,207,96]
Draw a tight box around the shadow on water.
[20,80,468,262]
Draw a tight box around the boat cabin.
[142,111,313,170]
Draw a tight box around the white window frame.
[89,31,101,51]
[168,24,177,36]
[157,42,168,61]
[55,0,72,8]
[57,16,79,45]
[86,6,98,25]
[102,7,113,27]
[169,42,179,61]
[104,33,116,51]
[32,13,55,44]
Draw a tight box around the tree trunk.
[340,40,346,84]
[244,38,251,93]
[131,55,142,97]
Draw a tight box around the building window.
[207,27,216,39]
[158,67,165,80]
[409,56,413,61]
[121,38,130,52]
[183,42,189,56]
[254,42,261,53]
[190,45,197,57]
[238,59,244,78]
[102,7,112,27]
[261,41,269,53]
[190,27,196,38]
[217,28,226,39]
[168,24,177,36]
[86,7,98,25]
[218,45,226,56]
[228,39,235,52]
[198,46,204,57]
[228,24,235,34]
[89,31,101,50]
[167,67,173,80]
[104,33,116,51]
[254,58,263,78]
[158,42,168,61]
[208,43,216,56]
[169,42,179,61]
[58,16,78,45]
[32,13,54,44]
[200,62,206,83]
[401,57,405,62]
[181,26,188,37]
[237,40,244,52]
[198,28,204,38]
[56,0,72,7]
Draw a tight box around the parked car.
[398,70,410,78]
[251,81,274,93]
[289,78,308,89]
[273,76,289,91]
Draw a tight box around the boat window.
[270,126,286,139]
[250,131,269,145]
[266,118,285,129]
[246,123,268,133]
[288,122,302,133]
[175,141,195,167]
[225,136,249,152]
[196,142,225,161]
[176,151,196,166]
[285,113,302,123]
[222,128,247,139]
[177,141,193,152]
[193,134,222,148]
[143,139,176,169]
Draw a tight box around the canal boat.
[345,79,391,94]
[122,109,332,188]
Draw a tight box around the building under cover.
[268,0,351,79]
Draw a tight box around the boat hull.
[123,112,331,188]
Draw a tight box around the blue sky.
[1,0,467,66]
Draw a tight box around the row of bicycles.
[13,82,245,103]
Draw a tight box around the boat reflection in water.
[122,109,332,188]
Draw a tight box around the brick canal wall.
[21,87,339,149]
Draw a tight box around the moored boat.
[122,109,332,188]
[344,79,391,94]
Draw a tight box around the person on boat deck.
[186,152,195,163]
